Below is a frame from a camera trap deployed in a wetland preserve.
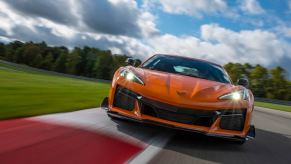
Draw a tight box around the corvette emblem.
[176,91,187,96]
[215,111,222,116]
[137,96,142,100]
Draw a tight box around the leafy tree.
[22,44,41,66]
[32,53,43,68]
[287,82,291,100]
[84,49,98,77]
[41,53,54,70]
[0,43,6,58]
[268,67,288,100]
[14,47,25,63]
[94,51,114,80]
[5,41,24,62]
[71,46,100,77]
[224,63,291,100]
[112,55,128,72]
[249,65,269,97]
[66,50,81,75]
[54,52,67,73]
[224,63,250,83]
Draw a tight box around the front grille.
[113,86,246,130]
[113,86,138,111]
[140,98,217,127]
[219,109,246,131]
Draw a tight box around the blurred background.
[0,1,291,164]
[0,0,290,121]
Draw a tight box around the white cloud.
[0,36,12,43]
[137,11,159,37]
[2,0,157,38]
[0,0,163,63]
[288,0,291,11]
[0,0,291,77]
[2,0,77,25]
[274,25,291,38]
[240,0,265,15]
[147,0,236,18]
[201,24,286,65]
[144,24,289,69]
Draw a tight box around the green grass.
[255,102,291,112]
[0,61,110,120]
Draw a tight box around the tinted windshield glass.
[141,55,231,84]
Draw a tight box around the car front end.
[101,55,255,143]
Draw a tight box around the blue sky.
[138,0,291,35]
[0,0,291,77]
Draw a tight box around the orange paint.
[107,55,254,139]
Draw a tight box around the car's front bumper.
[101,97,255,142]
[106,110,255,142]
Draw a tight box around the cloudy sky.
[0,0,291,77]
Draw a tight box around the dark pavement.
[150,107,291,164]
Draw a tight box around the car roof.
[154,54,223,67]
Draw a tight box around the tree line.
[0,41,140,80]
[0,41,290,101]
[224,63,291,101]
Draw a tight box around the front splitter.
[107,110,254,143]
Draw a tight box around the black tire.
[234,139,246,145]
[108,113,116,119]
[107,113,122,121]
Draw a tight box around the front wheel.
[234,139,246,145]
[108,113,116,119]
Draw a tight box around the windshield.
[141,55,231,84]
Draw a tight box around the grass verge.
[255,102,291,112]
[0,61,110,120]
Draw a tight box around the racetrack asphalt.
[150,107,291,164]
[0,107,291,164]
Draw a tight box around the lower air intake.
[113,86,138,111]
[140,98,217,127]
[219,109,246,131]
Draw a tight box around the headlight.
[219,89,248,101]
[120,69,144,85]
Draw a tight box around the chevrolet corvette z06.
[101,54,255,144]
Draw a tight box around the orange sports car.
[101,54,255,144]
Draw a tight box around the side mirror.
[133,59,142,67]
[237,78,249,88]
[125,58,134,66]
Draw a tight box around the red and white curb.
[129,132,172,164]
[0,108,172,164]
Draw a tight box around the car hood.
[130,67,241,105]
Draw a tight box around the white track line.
[129,132,173,164]
[29,108,148,146]
[255,106,291,119]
